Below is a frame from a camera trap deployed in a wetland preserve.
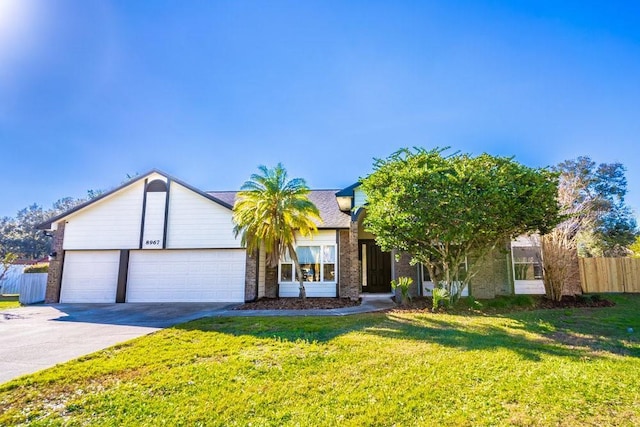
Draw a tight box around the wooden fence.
[579,257,640,293]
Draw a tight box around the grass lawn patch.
[2,295,640,426]
[0,295,20,309]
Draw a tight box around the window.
[422,259,467,282]
[512,246,542,280]
[279,245,337,283]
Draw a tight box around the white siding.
[166,183,241,249]
[60,251,120,303]
[63,182,144,250]
[142,192,166,249]
[514,280,545,295]
[422,280,469,297]
[354,187,367,208]
[279,282,336,297]
[294,230,337,245]
[126,249,246,302]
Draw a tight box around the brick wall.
[264,265,278,298]
[45,221,65,303]
[469,243,511,299]
[244,250,258,302]
[338,224,360,300]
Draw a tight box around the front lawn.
[2,295,640,426]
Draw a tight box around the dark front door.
[361,240,391,293]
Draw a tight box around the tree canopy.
[232,164,321,299]
[360,147,560,301]
[554,156,638,257]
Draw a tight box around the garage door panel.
[60,251,120,303]
[126,250,246,302]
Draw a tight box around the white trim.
[511,238,545,295]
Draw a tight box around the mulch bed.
[536,295,615,309]
[234,297,361,310]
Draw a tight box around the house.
[39,170,548,304]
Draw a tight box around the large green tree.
[232,164,321,299]
[361,147,560,303]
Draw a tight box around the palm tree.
[232,164,321,299]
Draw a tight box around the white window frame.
[421,259,469,297]
[278,244,338,284]
[511,236,545,295]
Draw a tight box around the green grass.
[0,295,20,309]
[2,295,640,426]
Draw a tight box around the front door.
[360,240,392,293]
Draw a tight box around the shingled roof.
[207,190,351,229]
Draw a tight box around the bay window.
[279,245,337,283]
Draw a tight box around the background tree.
[629,236,640,258]
[541,156,638,300]
[361,147,560,304]
[555,157,637,257]
[232,164,321,299]
[0,204,52,259]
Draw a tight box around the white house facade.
[40,171,550,304]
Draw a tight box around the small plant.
[431,285,449,311]
[24,263,49,274]
[462,296,483,310]
[391,276,413,305]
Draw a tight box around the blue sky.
[1,0,639,218]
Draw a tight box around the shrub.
[432,286,449,311]
[24,263,49,274]
[512,295,535,307]
[461,296,483,309]
[391,277,413,304]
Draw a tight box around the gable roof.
[37,169,234,230]
[208,189,351,229]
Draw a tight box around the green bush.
[461,296,483,309]
[432,286,450,311]
[391,276,413,304]
[24,263,49,273]
[512,295,535,307]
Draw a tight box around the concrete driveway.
[0,303,236,384]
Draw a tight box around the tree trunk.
[288,244,306,300]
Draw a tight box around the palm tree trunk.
[288,243,307,300]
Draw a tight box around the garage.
[60,251,120,303]
[126,249,246,302]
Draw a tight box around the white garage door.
[60,251,120,303]
[126,249,246,302]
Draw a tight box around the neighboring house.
[38,171,546,304]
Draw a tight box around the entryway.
[359,240,392,293]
